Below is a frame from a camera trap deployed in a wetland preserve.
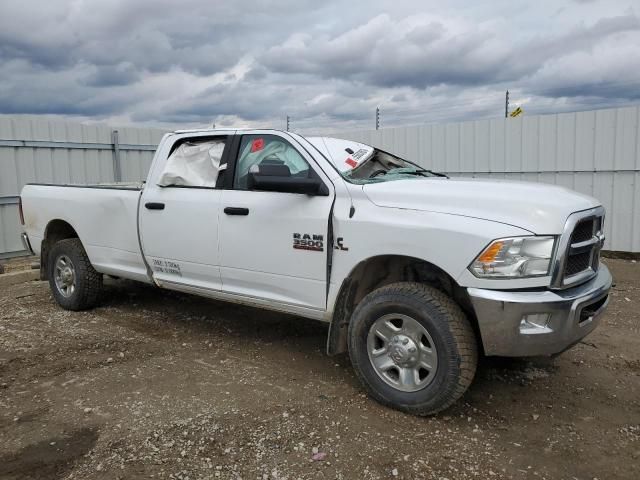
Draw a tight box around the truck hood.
[362,177,600,234]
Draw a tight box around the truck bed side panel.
[21,184,150,283]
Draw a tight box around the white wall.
[0,115,167,257]
[329,105,640,253]
[1,106,639,256]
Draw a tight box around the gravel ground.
[0,258,638,480]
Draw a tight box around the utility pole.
[505,90,509,118]
[286,115,290,132]
[375,107,380,130]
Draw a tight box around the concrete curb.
[0,270,40,287]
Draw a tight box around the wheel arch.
[40,219,80,280]
[327,254,478,356]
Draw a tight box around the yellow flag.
[510,106,523,117]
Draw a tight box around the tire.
[348,282,477,415]
[48,238,102,311]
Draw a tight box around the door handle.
[224,207,249,216]
[145,202,165,210]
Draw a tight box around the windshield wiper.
[387,167,449,178]
[414,169,449,178]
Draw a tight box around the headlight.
[470,236,556,278]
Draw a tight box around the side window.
[233,135,310,190]
[157,137,226,188]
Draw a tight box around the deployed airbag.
[158,140,225,187]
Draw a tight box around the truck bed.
[21,183,150,283]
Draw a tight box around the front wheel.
[348,282,478,415]
[48,238,103,311]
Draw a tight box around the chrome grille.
[565,251,591,276]
[551,207,605,289]
[571,219,595,243]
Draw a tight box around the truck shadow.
[98,278,561,405]
[99,278,331,353]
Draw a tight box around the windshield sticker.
[351,148,368,160]
[345,157,357,168]
[251,138,265,153]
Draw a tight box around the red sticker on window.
[251,138,265,153]
[345,157,357,168]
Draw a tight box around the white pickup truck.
[20,128,612,415]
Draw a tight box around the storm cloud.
[0,0,638,132]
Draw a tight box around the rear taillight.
[18,197,25,225]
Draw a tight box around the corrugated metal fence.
[0,116,167,257]
[1,106,639,257]
[330,105,640,253]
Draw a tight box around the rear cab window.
[158,136,228,188]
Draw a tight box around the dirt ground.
[0,256,38,274]
[0,258,638,480]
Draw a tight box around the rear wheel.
[348,282,477,415]
[48,238,102,311]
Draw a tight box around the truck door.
[139,134,231,291]
[218,132,334,310]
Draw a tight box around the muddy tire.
[48,238,102,311]
[348,282,477,415]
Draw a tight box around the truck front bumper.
[467,264,612,357]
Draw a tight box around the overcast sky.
[1,0,639,132]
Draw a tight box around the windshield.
[304,136,447,184]
[342,149,446,184]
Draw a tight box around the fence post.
[505,90,509,118]
[111,130,122,182]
